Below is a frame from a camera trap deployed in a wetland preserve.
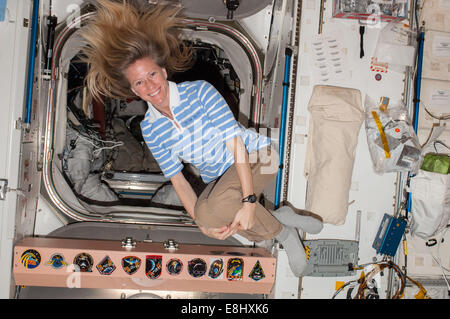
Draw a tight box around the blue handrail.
[412,31,425,133]
[407,30,425,214]
[24,0,40,124]
[274,47,293,209]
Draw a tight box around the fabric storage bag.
[410,164,450,239]
[304,85,364,225]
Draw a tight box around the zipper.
[170,117,182,133]
[168,105,182,133]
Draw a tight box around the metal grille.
[303,239,359,277]
[318,245,345,265]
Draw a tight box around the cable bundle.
[332,260,431,299]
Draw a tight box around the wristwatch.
[242,193,257,203]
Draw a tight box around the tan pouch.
[304,85,364,225]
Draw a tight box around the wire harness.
[332,259,431,299]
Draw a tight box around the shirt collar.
[145,81,180,122]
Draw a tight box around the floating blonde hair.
[81,0,193,101]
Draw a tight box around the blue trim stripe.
[0,0,6,22]
[141,80,270,183]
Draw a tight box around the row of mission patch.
[20,249,266,281]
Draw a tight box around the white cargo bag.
[304,85,364,225]
[410,168,450,239]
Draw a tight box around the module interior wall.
[287,0,407,299]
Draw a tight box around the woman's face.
[125,57,169,110]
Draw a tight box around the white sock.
[275,226,307,277]
[274,206,323,234]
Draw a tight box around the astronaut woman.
[81,0,322,276]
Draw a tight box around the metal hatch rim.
[42,12,263,224]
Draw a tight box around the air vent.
[303,239,359,277]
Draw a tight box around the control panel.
[13,237,276,294]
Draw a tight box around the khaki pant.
[194,145,282,242]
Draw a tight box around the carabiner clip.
[425,238,437,247]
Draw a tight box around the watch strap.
[242,194,257,203]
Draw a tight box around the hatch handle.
[0,179,7,200]
[224,0,239,19]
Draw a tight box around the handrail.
[24,0,40,124]
[274,47,293,209]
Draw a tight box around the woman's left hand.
[198,224,238,240]
[230,202,256,231]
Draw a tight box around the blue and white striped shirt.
[140,80,270,183]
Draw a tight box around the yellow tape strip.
[335,281,345,291]
[379,96,389,112]
[371,111,390,159]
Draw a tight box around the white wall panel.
[0,0,31,299]
[288,0,407,299]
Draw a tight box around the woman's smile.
[125,57,170,112]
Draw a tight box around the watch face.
[243,194,257,203]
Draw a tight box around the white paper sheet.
[432,35,450,58]
[310,33,348,83]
